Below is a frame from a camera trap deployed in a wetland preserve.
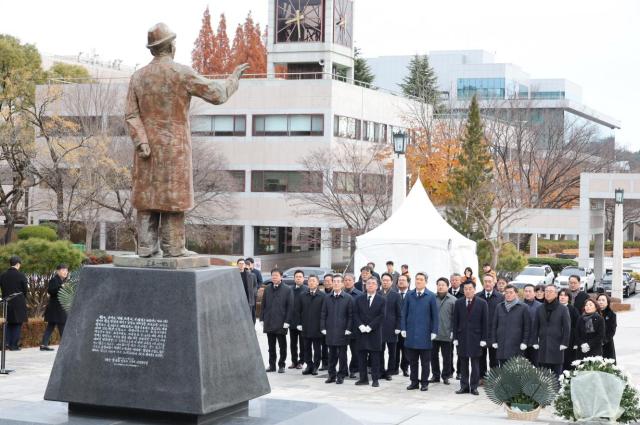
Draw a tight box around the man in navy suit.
[354,277,386,387]
[454,281,489,395]
[476,274,504,380]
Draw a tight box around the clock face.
[333,0,353,47]
[276,0,324,43]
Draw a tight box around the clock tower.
[267,0,355,80]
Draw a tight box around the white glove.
[480,341,487,347]
[580,343,590,353]
[358,325,367,333]
[296,325,302,331]
[559,345,567,351]
[345,330,351,335]
[450,332,454,340]
[573,345,578,350]
[533,344,539,350]
[321,330,327,335]
[492,343,498,349]
[431,333,437,341]
[401,331,407,338]
[283,323,290,329]
[365,325,372,333]
[394,329,401,335]
[453,340,458,346]
[520,343,527,351]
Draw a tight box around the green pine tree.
[446,95,493,240]
[400,54,440,110]
[354,47,374,86]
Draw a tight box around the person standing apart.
[575,298,605,359]
[597,294,617,362]
[379,273,402,381]
[297,275,325,375]
[401,273,438,392]
[532,285,571,378]
[491,284,530,366]
[453,281,488,396]
[354,277,386,387]
[40,264,70,351]
[0,256,28,351]
[320,274,353,384]
[260,269,294,373]
[430,277,456,385]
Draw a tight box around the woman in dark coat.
[41,264,70,351]
[575,298,605,359]
[596,294,617,362]
[558,289,580,371]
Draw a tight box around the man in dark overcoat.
[532,284,571,378]
[237,258,257,324]
[393,274,411,376]
[320,274,353,384]
[401,272,439,392]
[354,277,386,387]
[491,284,530,365]
[297,275,325,375]
[454,281,489,395]
[476,274,504,380]
[569,275,588,313]
[260,269,294,373]
[0,256,28,351]
[40,264,70,351]
[289,270,308,369]
[522,284,542,365]
[343,273,362,378]
[379,272,402,381]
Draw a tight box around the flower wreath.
[554,356,640,423]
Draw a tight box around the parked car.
[598,270,637,298]
[554,266,596,292]
[261,267,334,286]
[512,265,555,286]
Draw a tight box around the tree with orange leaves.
[192,6,216,75]
[214,14,232,75]
[229,12,267,77]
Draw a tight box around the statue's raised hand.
[231,63,250,79]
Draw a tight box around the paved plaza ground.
[1,295,639,424]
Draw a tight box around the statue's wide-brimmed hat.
[146,23,176,48]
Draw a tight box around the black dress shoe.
[443,378,450,385]
[302,368,312,375]
[456,373,461,380]
[420,384,428,391]
[384,375,392,381]
[349,373,357,379]
[311,367,319,376]
[372,380,379,387]
[354,379,369,386]
[288,363,297,369]
[266,367,276,372]
[389,369,399,376]
[277,367,285,373]
[406,382,419,390]
[402,369,409,377]
[470,389,479,396]
[319,365,328,371]
[455,388,470,394]
[325,377,336,384]
[296,364,303,369]
[40,346,54,351]
[336,377,344,384]
[429,377,440,383]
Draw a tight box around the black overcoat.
[575,312,605,359]
[291,284,309,327]
[344,287,362,338]
[572,291,589,314]
[320,292,353,346]
[297,290,326,339]
[354,293,386,351]
[453,297,489,358]
[260,283,294,335]
[491,302,530,361]
[380,289,402,343]
[476,291,504,332]
[44,274,67,324]
[0,267,28,324]
[533,301,571,365]
[601,307,617,360]
[240,271,256,307]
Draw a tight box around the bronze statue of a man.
[125,23,248,257]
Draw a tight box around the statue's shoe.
[164,250,199,258]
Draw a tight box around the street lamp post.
[612,188,624,301]
[392,131,409,213]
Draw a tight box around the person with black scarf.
[575,298,605,359]
[597,294,617,362]
[532,285,570,378]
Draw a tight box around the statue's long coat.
[125,55,238,212]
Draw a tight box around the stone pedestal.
[44,265,270,418]
[113,254,210,269]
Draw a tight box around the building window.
[531,91,565,100]
[191,115,246,136]
[362,120,387,143]
[253,114,324,136]
[251,171,322,193]
[254,226,321,255]
[194,170,246,192]
[457,78,506,99]
[333,115,361,139]
[333,172,389,194]
[186,225,244,255]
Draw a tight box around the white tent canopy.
[354,180,478,287]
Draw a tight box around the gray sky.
[2,0,638,149]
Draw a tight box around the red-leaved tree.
[192,6,217,75]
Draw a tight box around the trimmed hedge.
[0,318,61,348]
[531,239,640,254]
[528,257,578,274]
[17,225,58,241]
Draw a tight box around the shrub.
[527,257,577,274]
[0,239,84,275]
[17,225,58,241]
[477,240,527,273]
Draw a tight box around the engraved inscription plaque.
[92,315,168,368]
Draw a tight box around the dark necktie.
[368,295,372,306]
[486,292,491,299]
[401,292,405,300]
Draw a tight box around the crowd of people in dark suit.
[245,260,619,394]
